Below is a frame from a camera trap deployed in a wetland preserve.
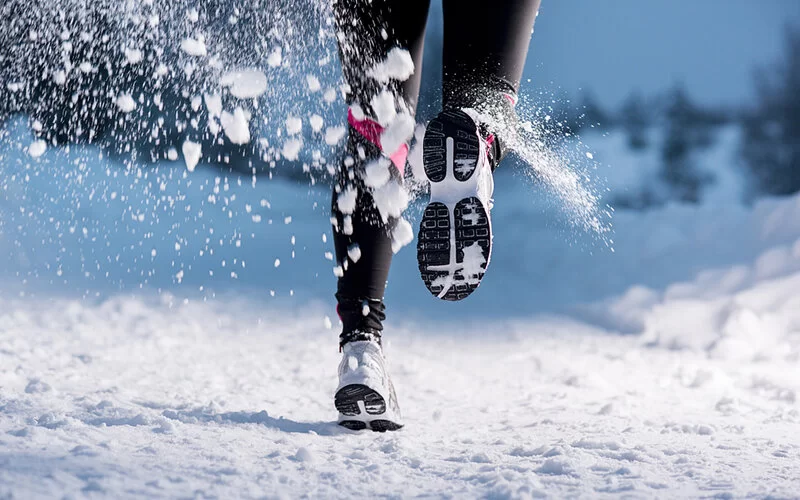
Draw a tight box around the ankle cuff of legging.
[339,329,382,350]
[335,294,386,337]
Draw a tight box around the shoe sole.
[335,384,403,432]
[417,110,492,302]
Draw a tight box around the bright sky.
[523,0,800,109]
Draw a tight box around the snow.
[0,293,797,498]
[267,48,282,68]
[336,187,357,215]
[53,70,67,85]
[372,180,409,223]
[370,90,396,126]
[27,140,47,158]
[309,114,324,133]
[308,114,325,132]
[364,158,391,188]
[380,112,415,155]
[323,88,338,103]
[181,140,202,172]
[368,47,415,83]
[124,47,143,65]
[285,116,302,135]
[220,69,268,99]
[324,125,346,146]
[391,217,414,253]
[1,93,800,496]
[115,94,137,113]
[347,244,361,263]
[180,37,207,57]
[220,108,251,145]
[281,138,302,161]
[204,94,222,119]
[306,74,321,92]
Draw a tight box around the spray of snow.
[182,141,202,172]
[285,116,302,136]
[337,187,357,215]
[116,94,137,113]
[267,48,282,68]
[180,37,207,57]
[28,140,47,158]
[373,181,408,223]
[282,138,302,161]
[371,90,397,127]
[306,74,321,92]
[347,244,362,263]
[220,108,251,145]
[391,217,414,253]
[309,115,324,133]
[368,47,415,83]
[364,158,391,189]
[467,97,613,242]
[220,70,268,99]
[380,113,415,155]
[324,126,346,146]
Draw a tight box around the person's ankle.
[339,329,382,350]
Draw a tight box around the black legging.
[332,0,541,336]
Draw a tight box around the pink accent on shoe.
[348,109,384,148]
[347,108,408,175]
[502,93,518,106]
[485,133,495,148]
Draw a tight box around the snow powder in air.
[180,37,207,57]
[309,114,324,133]
[220,108,251,145]
[27,140,47,158]
[267,48,282,67]
[373,180,408,223]
[370,90,396,126]
[369,47,415,83]
[306,74,321,92]
[364,158,391,188]
[380,113,415,155]
[220,70,268,99]
[124,47,143,64]
[282,138,302,161]
[347,244,361,263]
[391,218,414,253]
[324,126,346,146]
[116,94,137,113]
[337,187,357,215]
[285,116,302,136]
[182,141,202,172]
[204,94,222,118]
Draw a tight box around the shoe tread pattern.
[335,384,403,432]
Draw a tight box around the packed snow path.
[1,294,798,498]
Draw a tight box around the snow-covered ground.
[1,279,798,497]
[2,120,800,497]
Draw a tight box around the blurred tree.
[577,89,611,130]
[742,26,800,196]
[660,84,714,203]
[618,91,650,150]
